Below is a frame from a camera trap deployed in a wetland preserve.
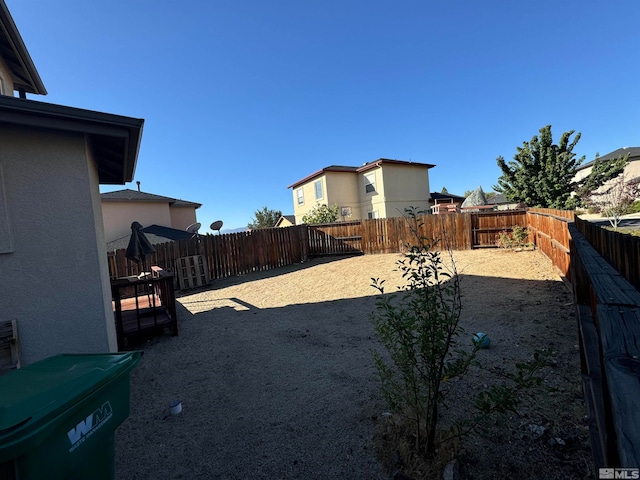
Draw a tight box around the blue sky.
[8,1,640,231]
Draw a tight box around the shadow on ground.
[114,263,587,480]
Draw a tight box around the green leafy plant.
[302,203,340,224]
[371,208,551,465]
[494,125,626,209]
[371,208,472,456]
[497,226,532,249]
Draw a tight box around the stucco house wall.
[0,125,117,364]
[289,159,434,223]
[359,166,386,218]
[291,177,323,224]
[102,201,171,243]
[574,147,640,200]
[378,163,431,216]
[324,171,360,220]
[169,205,198,231]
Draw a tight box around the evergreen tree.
[248,206,282,229]
[493,125,627,209]
[573,153,629,201]
[493,125,584,209]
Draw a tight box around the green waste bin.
[0,351,142,480]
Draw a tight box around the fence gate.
[176,255,210,290]
[471,210,527,248]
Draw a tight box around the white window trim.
[296,188,304,205]
[314,180,323,200]
[364,173,376,194]
[367,210,379,219]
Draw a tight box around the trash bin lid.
[0,352,141,437]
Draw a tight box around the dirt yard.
[114,249,591,479]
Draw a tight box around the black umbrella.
[125,221,157,308]
[125,221,156,274]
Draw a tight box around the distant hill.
[219,227,247,234]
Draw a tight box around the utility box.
[0,352,141,480]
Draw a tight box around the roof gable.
[0,0,46,95]
[0,95,142,184]
[288,159,435,189]
[101,189,201,208]
[577,147,640,171]
[430,192,465,202]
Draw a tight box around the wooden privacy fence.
[307,215,462,255]
[471,210,526,248]
[526,210,572,278]
[308,212,527,255]
[570,222,640,470]
[109,210,569,280]
[575,216,640,292]
[108,225,310,281]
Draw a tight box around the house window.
[314,180,323,200]
[296,188,304,205]
[364,173,376,194]
[0,77,4,96]
[367,210,379,219]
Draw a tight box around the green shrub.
[624,200,640,215]
[497,226,532,249]
[371,209,550,464]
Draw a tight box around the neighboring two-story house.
[0,0,144,364]
[101,187,201,244]
[287,158,435,224]
[574,147,640,198]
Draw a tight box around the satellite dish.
[186,222,201,237]
[210,220,223,234]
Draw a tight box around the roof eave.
[287,166,361,189]
[0,0,47,95]
[0,95,143,184]
[357,159,436,173]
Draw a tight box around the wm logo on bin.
[67,402,113,452]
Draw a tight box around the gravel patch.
[114,250,588,479]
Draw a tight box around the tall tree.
[493,125,627,209]
[441,186,448,193]
[248,206,282,229]
[493,125,585,209]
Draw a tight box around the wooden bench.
[0,320,20,374]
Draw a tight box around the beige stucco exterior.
[275,216,295,228]
[102,201,172,242]
[102,196,199,243]
[169,206,198,232]
[574,150,640,200]
[0,125,117,364]
[376,163,431,217]
[290,160,433,223]
[324,171,361,220]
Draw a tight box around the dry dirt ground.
[114,249,591,479]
